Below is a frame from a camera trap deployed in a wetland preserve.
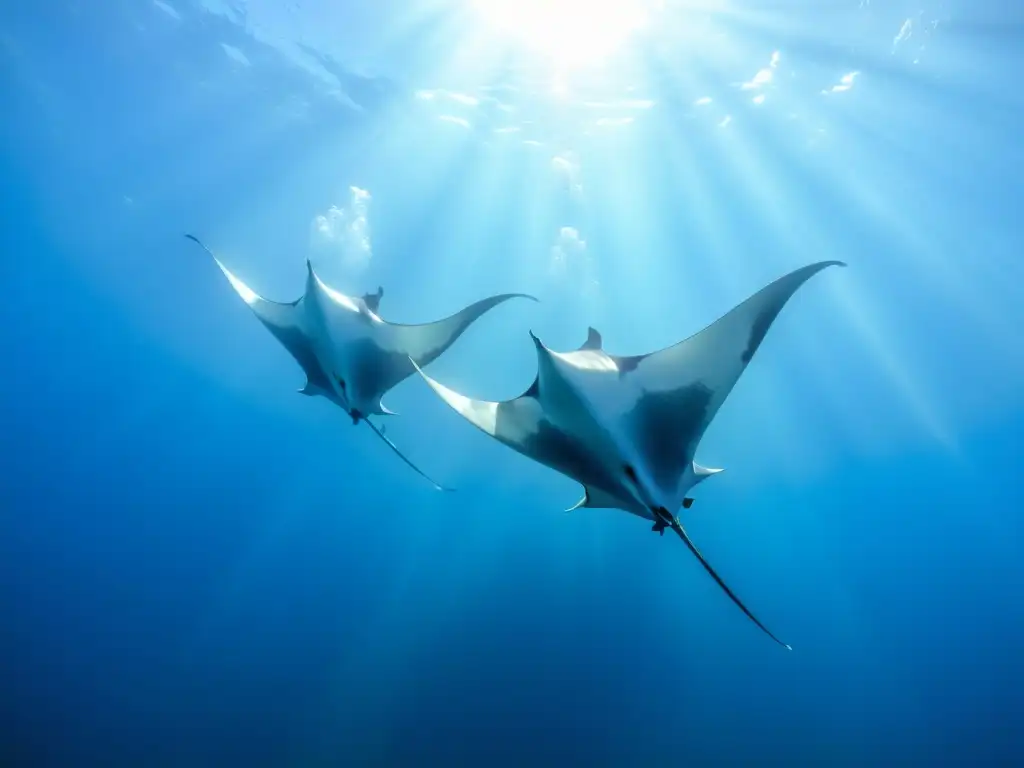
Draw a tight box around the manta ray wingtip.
[183,233,218,259]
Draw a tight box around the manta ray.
[185,234,536,490]
[413,260,845,648]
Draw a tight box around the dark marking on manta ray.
[627,382,714,492]
[742,299,787,364]
[494,387,610,492]
[516,370,612,490]
[334,375,365,423]
[265,320,333,393]
[519,419,613,491]
[343,338,409,407]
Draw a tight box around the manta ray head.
[292,362,353,411]
[531,333,679,520]
[299,377,365,426]
[618,459,678,522]
[328,373,361,422]
[331,371,396,424]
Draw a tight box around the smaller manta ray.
[185,234,536,490]
[412,260,845,648]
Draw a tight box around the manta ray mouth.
[651,506,677,536]
[333,374,360,422]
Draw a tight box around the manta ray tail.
[363,418,453,492]
[670,521,792,650]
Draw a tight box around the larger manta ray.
[413,260,845,648]
[185,234,536,490]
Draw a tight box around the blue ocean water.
[2,1,1023,765]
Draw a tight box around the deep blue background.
[2,2,1023,765]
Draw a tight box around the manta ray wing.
[410,360,621,498]
[330,292,538,416]
[387,293,540,367]
[185,234,332,395]
[554,261,844,500]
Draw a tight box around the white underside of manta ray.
[185,234,536,491]
[413,260,846,648]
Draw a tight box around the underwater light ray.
[128,22,481,248]
[718,5,1017,120]
[129,84,371,227]
[659,7,1016,448]
[379,135,491,290]
[402,143,525,298]
[770,152,958,451]
[633,19,956,457]
[577,128,680,339]
[713,99,959,449]
[685,131,848,474]
[625,66,757,304]
[580,101,830,480]
[816,58,996,160]
[638,31,856,438]
[814,109,1019,362]
[466,0,658,71]
[642,7,765,102]
[586,39,825,472]
[417,11,532,94]
[714,3,901,63]
[834,279,957,450]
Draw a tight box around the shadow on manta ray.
[184,234,537,491]
[413,260,847,649]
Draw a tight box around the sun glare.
[470,0,655,68]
